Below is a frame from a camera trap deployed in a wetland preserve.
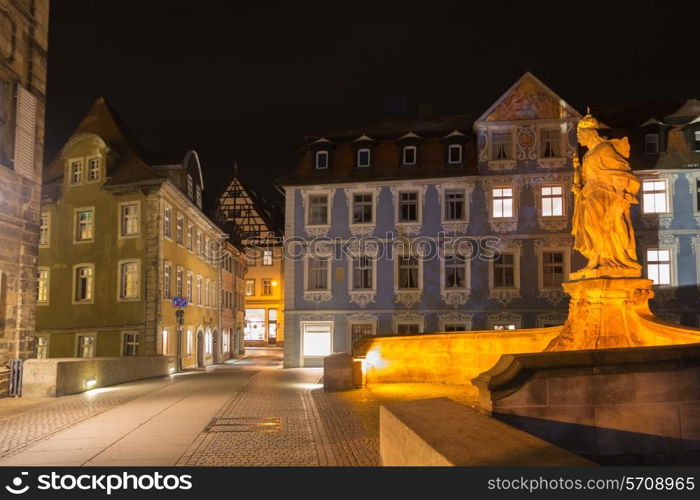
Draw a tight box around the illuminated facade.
[220,239,247,359]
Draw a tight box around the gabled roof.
[476,72,581,123]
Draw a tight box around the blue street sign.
[172,296,188,308]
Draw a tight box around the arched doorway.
[196,329,204,367]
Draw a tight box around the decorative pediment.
[477,72,580,123]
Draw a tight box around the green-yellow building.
[37,98,225,368]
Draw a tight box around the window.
[119,261,140,299]
[263,249,273,266]
[315,150,329,169]
[645,133,659,154]
[542,251,565,288]
[493,324,516,331]
[187,174,193,198]
[176,267,183,297]
[245,279,255,296]
[176,216,184,245]
[164,203,172,238]
[36,336,49,359]
[262,279,273,296]
[196,228,201,255]
[308,194,329,225]
[491,131,512,160]
[352,256,374,290]
[694,131,700,152]
[444,254,467,288]
[541,186,563,217]
[642,179,669,214]
[402,146,417,165]
[70,160,83,184]
[493,253,515,288]
[492,187,514,218]
[350,323,375,350]
[37,268,49,303]
[187,223,193,251]
[647,249,671,285]
[87,157,100,181]
[398,191,419,222]
[201,234,207,259]
[357,148,371,168]
[540,129,561,157]
[162,329,169,355]
[196,185,202,208]
[77,335,95,358]
[444,324,466,332]
[123,333,139,356]
[444,189,465,221]
[205,278,210,306]
[398,254,419,289]
[308,257,329,290]
[120,203,139,236]
[205,331,213,354]
[397,323,420,335]
[74,265,94,302]
[197,275,203,304]
[448,144,462,164]
[39,212,50,246]
[163,261,172,299]
[75,209,94,241]
[186,328,193,356]
[302,322,332,357]
[352,193,373,224]
[186,271,193,302]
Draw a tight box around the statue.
[570,111,642,280]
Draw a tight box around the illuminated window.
[644,133,659,154]
[398,255,419,289]
[119,261,140,299]
[197,275,203,304]
[263,250,273,266]
[176,215,184,245]
[402,145,416,165]
[186,328,193,356]
[448,144,462,164]
[492,187,513,218]
[245,279,255,296]
[39,212,50,246]
[646,249,671,285]
[493,324,516,330]
[75,209,94,241]
[163,203,172,238]
[205,331,213,354]
[357,148,371,167]
[186,271,193,302]
[444,189,465,221]
[542,251,565,288]
[352,256,373,290]
[315,150,329,169]
[398,191,419,222]
[123,333,139,356]
[491,131,512,160]
[541,185,563,217]
[352,193,373,224]
[308,194,329,225]
[176,267,183,297]
[162,329,169,355]
[121,203,140,236]
[642,179,669,213]
[77,335,95,358]
[75,265,94,302]
[70,160,83,184]
[87,157,100,181]
[163,261,172,299]
[37,268,49,303]
[540,129,561,157]
[493,253,515,288]
[302,323,332,357]
[262,279,273,296]
[187,222,193,250]
[205,278,210,306]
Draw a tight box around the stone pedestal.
[547,277,700,351]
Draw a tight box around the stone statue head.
[577,110,601,148]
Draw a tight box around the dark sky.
[46,0,700,202]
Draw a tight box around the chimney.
[418,103,434,120]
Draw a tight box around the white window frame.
[356,148,371,168]
[300,321,334,363]
[540,184,566,218]
[443,188,467,222]
[163,202,173,239]
[262,278,273,296]
[488,127,516,163]
[304,190,332,228]
[197,274,203,305]
[641,178,671,214]
[121,331,140,356]
[394,251,423,292]
[303,254,333,292]
[536,247,570,290]
[75,334,96,358]
[86,155,102,183]
[402,145,417,165]
[488,247,521,292]
[176,214,184,245]
[395,189,422,225]
[538,126,564,159]
[315,150,329,170]
[186,328,193,356]
[644,246,676,288]
[348,190,376,228]
[118,259,141,301]
[262,249,273,266]
[73,207,95,243]
[37,266,49,305]
[187,222,194,251]
[491,186,516,220]
[118,201,141,238]
[245,278,255,297]
[448,144,463,164]
[186,270,193,302]
[72,263,95,304]
[393,317,425,334]
[39,211,50,247]
[349,254,376,292]
[176,266,184,298]
[163,260,172,299]
[440,251,471,292]
[68,158,84,185]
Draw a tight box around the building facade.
[37,98,225,369]
[280,72,700,368]
[220,239,247,360]
[0,0,49,394]
[218,170,285,346]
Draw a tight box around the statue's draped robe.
[572,138,641,270]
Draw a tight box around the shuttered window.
[14,85,37,179]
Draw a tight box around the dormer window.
[70,160,83,184]
[402,146,417,166]
[357,148,371,168]
[195,185,202,208]
[187,174,193,198]
[694,131,700,152]
[491,131,513,160]
[315,150,329,169]
[540,129,561,158]
[448,144,462,164]
[87,157,100,182]
[644,134,659,155]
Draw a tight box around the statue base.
[546,277,700,351]
[569,266,641,281]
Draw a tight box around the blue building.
[279,73,700,368]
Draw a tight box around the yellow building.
[37,99,226,368]
[218,170,284,346]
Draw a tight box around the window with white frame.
[398,191,419,222]
[642,179,669,214]
[205,331,213,354]
[75,209,94,241]
[646,249,672,285]
[493,324,516,330]
[357,148,371,168]
[77,335,95,358]
[162,329,169,355]
[448,144,462,164]
[196,185,202,208]
[74,265,94,302]
[176,267,183,297]
[308,194,329,225]
[123,333,139,356]
[164,203,172,238]
[176,215,184,245]
[187,174,194,198]
[245,279,255,296]
[644,133,659,154]
[541,251,565,288]
[37,268,49,303]
[402,145,416,165]
[262,279,273,296]
[39,212,50,246]
[119,261,140,300]
[70,159,83,184]
[163,261,172,298]
[197,275,203,304]
[87,157,101,182]
[444,189,465,221]
[187,222,193,250]
[315,150,329,169]
[186,271,193,302]
[36,336,49,359]
[350,322,375,346]
[222,330,229,353]
[186,328,193,356]
[398,254,419,289]
[120,203,139,236]
[196,228,202,255]
[397,323,420,335]
[211,280,216,307]
[263,249,273,266]
[352,193,373,224]
[493,253,515,288]
[352,256,374,290]
[491,131,513,160]
[541,185,564,217]
[694,131,700,152]
[492,187,514,218]
[205,278,210,306]
[540,129,561,157]
[444,254,467,288]
[307,256,330,290]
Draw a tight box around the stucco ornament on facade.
[441,289,471,308]
[438,312,472,331]
[394,291,422,308]
[516,124,538,161]
[302,291,332,305]
[349,291,376,309]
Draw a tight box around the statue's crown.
[577,108,599,131]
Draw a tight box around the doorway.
[196,330,204,367]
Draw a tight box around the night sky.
[46,0,700,202]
